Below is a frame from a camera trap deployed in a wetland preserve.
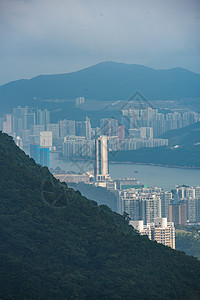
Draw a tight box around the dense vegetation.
[69,182,118,212]
[1,131,200,299]
[176,225,200,260]
[160,121,200,146]
[69,183,200,262]
[109,145,200,168]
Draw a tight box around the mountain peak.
[0,61,199,113]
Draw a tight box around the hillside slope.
[109,144,200,168]
[1,132,200,299]
[176,226,200,260]
[160,121,200,146]
[0,61,200,112]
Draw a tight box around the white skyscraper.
[94,136,109,181]
[40,131,52,148]
[3,114,12,135]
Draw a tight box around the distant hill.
[109,121,200,167]
[1,131,200,299]
[0,61,200,113]
[176,225,200,260]
[109,145,200,168]
[69,182,118,212]
[160,122,200,146]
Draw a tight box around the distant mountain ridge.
[0,61,200,112]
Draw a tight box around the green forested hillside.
[176,225,200,260]
[1,132,200,299]
[109,122,200,167]
[109,145,200,168]
[160,121,200,146]
[69,182,118,212]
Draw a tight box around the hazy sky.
[0,0,200,85]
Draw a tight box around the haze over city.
[0,0,200,85]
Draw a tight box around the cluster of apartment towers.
[1,100,199,166]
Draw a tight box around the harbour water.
[50,152,200,190]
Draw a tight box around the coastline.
[109,161,200,170]
[52,153,200,170]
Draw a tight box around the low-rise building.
[54,171,93,184]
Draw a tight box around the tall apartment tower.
[40,131,52,148]
[130,218,175,249]
[100,118,118,136]
[161,191,172,219]
[59,120,76,137]
[3,114,12,135]
[169,202,187,225]
[30,144,40,164]
[76,117,91,139]
[36,109,50,126]
[94,136,109,181]
[30,144,49,167]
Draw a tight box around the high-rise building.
[185,187,196,199]
[13,106,35,131]
[100,118,118,136]
[118,125,125,148]
[3,114,12,135]
[186,197,198,223]
[36,108,50,125]
[107,136,120,151]
[129,127,153,139]
[152,217,175,249]
[40,131,52,148]
[40,147,50,167]
[85,117,91,140]
[161,191,172,219]
[169,202,187,225]
[30,144,49,167]
[175,186,185,199]
[118,190,161,224]
[46,123,59,139]
[172,186,198,223]
[59,120,76,137]
[94,136,109,181]
[141,195,161,224]
[130,218,175,249]
[62,136,94,158]
[145,127,153,139]
[76,117,91,139]
[195,186,200,198]
[13,106,28,134]
[30,144,40,164]
[131,218,175,249]
[25,112,35,130]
